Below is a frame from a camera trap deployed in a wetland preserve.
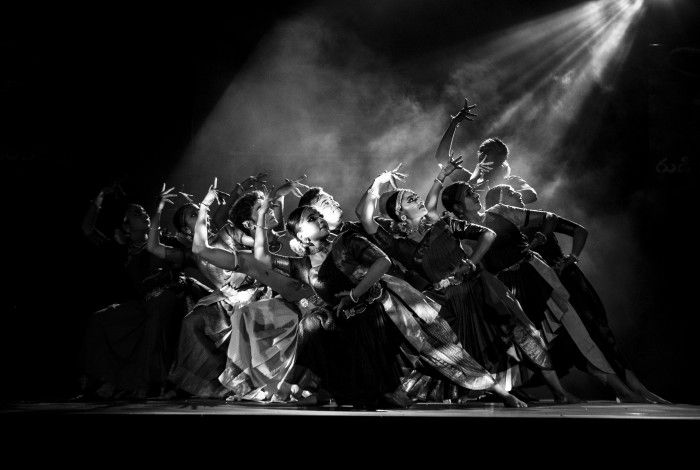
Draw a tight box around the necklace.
[402,216,432,236]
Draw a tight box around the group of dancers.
[79,99,668,408]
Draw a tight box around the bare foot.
[625,370,672,405]
[503,394,528,408]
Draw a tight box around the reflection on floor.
[3,399,700,418]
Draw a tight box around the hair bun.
[378,190,398,218]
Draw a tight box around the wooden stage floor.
[3,399,700,419]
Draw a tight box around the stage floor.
[3,399,700,419]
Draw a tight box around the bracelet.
[200,202,211,208]
[367,186,379,199]
[568,254,579,263]
[253,224,270,229]
[349,289,359,303]
[434,178,445,186]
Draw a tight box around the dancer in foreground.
[357,165,579,403]
[252,189,530,407]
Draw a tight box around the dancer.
[191,180,335,403]
[439,180,642,401]
[80,185,210,399]
[483,184,669,404]
[357,167,578,404]
[434,99,537,203]
[255,189,531,407]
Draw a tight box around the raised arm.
[192,180,238,271]
[212,172,268,230]
[270,174,309,233]
[434,98,477,164]
[355,165,406,235]
[146,183,183,262]
[425,156,464,215]
[252,196,275,267]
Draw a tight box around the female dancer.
[483,184,669,403]
[253,191,529,408]
[357,167,578,403]
[438,179,642,401]
[434,99,537,203]
[169,176,320,399]
[81,185,210,399]
[191,180,339,403]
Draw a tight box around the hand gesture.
[474,160,494,176]
[375,163,408,189]
[278,174,310,198]
[334,291,355,318]
[258,196,277,228]
[156,183,177,213]
[438,155,464,181]
[451,98,478,125]
[235,172,270,196]
[202,177,230,207]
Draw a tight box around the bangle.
[253,224,269,229]
[200,202,211,208]
[568,254,579,263]
[349,289,359,303]
[434,178,444,186]
[367,186,379,199]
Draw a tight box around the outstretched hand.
[438,155,465,180]
[280,174,310,198]
[202,177,230,207]
[451,98,478,125]
[156,183,177,213]
[375,163,408,189]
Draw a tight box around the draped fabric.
[370,219,553,387]
[167,282,269,398]
[381,276,496,391]
[498,254,616,375]
[218,297,301,401]
[83,275,211,397]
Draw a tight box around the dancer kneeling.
[190,181,330,403]
[357,167,578,404]
[254,194,526,408]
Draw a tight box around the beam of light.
[446,0,647,188]
[169,0,648,214]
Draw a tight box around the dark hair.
[478,138,509,167]
[286,205,318,238]
[441,182,472,214]
[298,187,323,208]
[172,203,197,234]
[484,184,513,210]
[229,190,264,236]
[385,191,401,222]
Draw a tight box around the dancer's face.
[497,186,524,208]
[181,205,199,234]
[124,204,150,231]
[296,208,329,245]
[459,186,482,213]
[400,191,428,220]
[249,199,278,232]
[310,191,343,226]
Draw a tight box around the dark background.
[1,0,698,403]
